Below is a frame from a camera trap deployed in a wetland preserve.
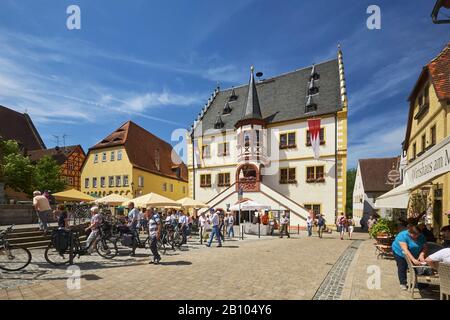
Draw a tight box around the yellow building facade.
[403,43,450,231]
[81,121,188,201]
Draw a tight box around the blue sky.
[0,0,448,168]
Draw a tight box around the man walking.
[227,213,235,238]
[33,191,51,234]
[279,213,290,238]
[206,208,222,247]
[148,207,162,265]
[85,206,102,253]
[178,210,189,245]
[306,211,314,237]
[317,214,326,238]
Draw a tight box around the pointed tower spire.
[337,44,348,109]
[241,65,263,121]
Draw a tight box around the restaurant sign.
[404,135,450,190]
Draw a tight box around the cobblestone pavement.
[313,240,363,300]
[0,231,438,300]
[341,238,440,300]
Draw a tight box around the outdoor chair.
[374,236,393,259]
[439,262,450,300]
[404,253,440,298]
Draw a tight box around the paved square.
[0,232,440,300]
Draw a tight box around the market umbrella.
[94,194,130,206]
[229,200,271,211]
[123,192,179,208]
[53,189,95,202]
[177,197,208,209]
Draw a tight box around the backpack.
[51,229,71,252]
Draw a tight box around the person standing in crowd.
[317,214,326,238]
[306,211,314,237]
[206,209,222,247]
[198,212,207,240]
[33,191,52,234]
[347,215,355,240]
[279,213,290,239]
[127,202,139,232]
[227,213,235,238]
[148,207,162,265]
[85,206,102,253]
[392,225,428,290]
[367,215,377,238]
[53,204,68,230]
[179,210,189,245]
[336,212,347,240]
[218,210,225,241]
[140,208,148,233]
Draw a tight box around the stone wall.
[0,205,38,225]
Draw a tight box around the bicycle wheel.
[96,239,118,259]
[44,244,70,266]
[0,246,32,271]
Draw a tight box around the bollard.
[241,225,244,240]
[222,224,226,242]
[298,224,300,235]
[258,222,260,238]
[200,227,203,245]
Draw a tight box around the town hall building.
[186,46,348,226]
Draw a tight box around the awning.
[229,200,271,211]
[53,189,96,202]
[375,184,410,209]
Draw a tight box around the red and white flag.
[308,119,321,159]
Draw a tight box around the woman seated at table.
[392,225,429,290]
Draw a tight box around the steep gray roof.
[196,59,342,134]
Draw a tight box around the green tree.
[3,152,35,195]
[33,156,66,193]
[346,168,357,215]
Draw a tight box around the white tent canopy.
[375,183,410,209]
[229,200,271,211]
[95,194,130,206]
[177,197,208,209]
[123,192,180,208]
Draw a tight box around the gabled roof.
[0,105,46,151]
[195,58,342,134]
[404,43,450,150]
[28,145,84,165]
[90,121,187,182]
[358,157,400,193]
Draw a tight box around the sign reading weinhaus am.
[404,135,450,190]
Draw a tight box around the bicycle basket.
[51,230,72,252]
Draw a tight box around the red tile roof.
[359,157,400,193]
[28,145,84,165]
[428,42,450,101]
[0,105,46,151]
[90,121,187,182]
[404,43,450,151]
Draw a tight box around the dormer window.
[310,65,320,81]
[223,102,232,115]
[229,87,238,102]
[305,95,317,113]
[214,114,225,129]
[308,82,319,95]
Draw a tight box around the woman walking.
[347,215,354,240]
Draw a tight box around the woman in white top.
[347,216,354,240]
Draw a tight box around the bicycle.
[44,225,117,266]
[0,225,32,271]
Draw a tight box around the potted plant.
[369,218,397,238]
